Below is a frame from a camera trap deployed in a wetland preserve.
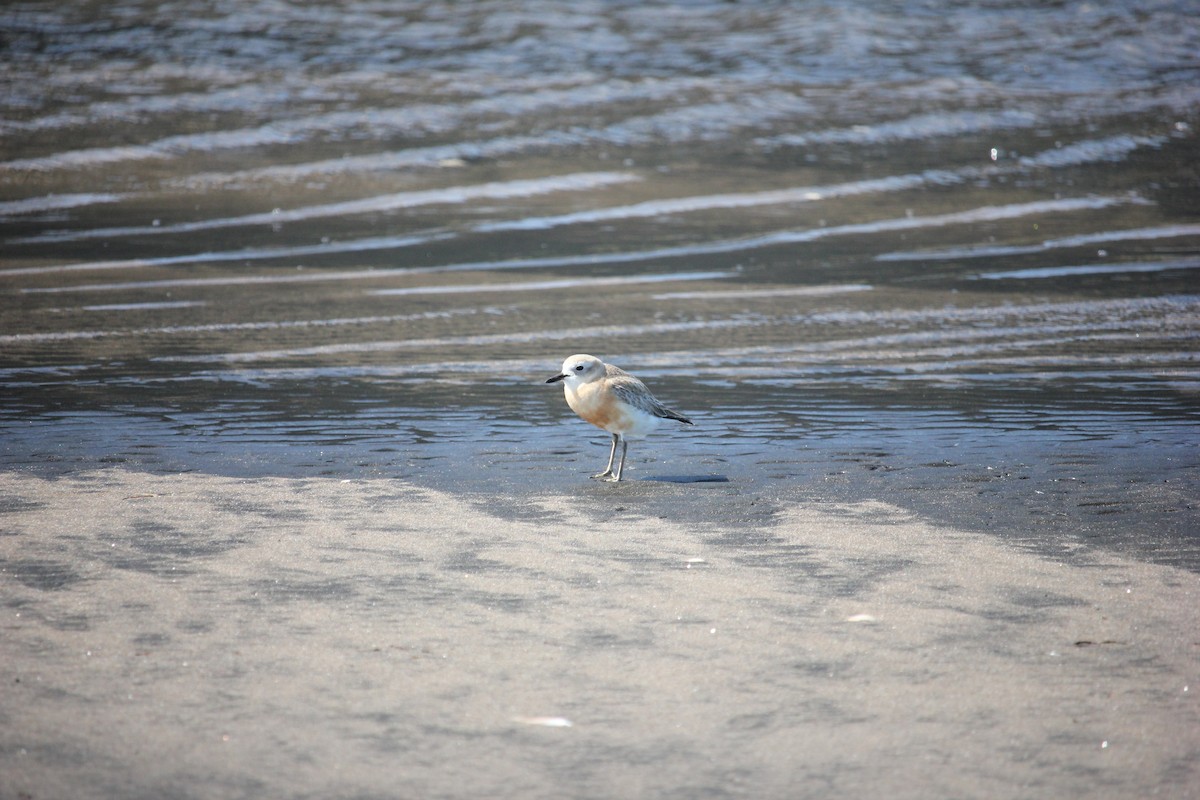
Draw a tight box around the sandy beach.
[2,468,1196,799]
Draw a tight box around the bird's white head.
[546,354,605,386]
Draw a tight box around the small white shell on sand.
[513,716,573,728]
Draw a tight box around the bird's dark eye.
[574,364,584,371]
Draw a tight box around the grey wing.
[609,374,694,425]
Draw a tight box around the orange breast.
[566,382,622,432]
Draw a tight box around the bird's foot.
[590,470,614,480]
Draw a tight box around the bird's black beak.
[546,373,566,384]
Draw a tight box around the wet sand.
[2,468,1196,799]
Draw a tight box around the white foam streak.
[974,259,1200,281]
[0,193,125,217]
[0,310,476,345]
[1018,135,1166,168]
[19,196,1139,295]
[371,271,732,296]
[878,223,1200,261]
[1,78,698,175]
[473,173,945,233]
[5,132,1160,276]
[793,294,1199,328]
[501,134,1163,240]
[174,135,557,189]
[18,131,1149,243]
[739,195,1141,249]
[81,301,207,311]
[654,284,873,300]
[168,119,1171,192]
[4,233,452,279]
[18,172,639,244]
[154,318,762,364]
[757,109,1039,148]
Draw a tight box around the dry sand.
[1,468,1197,799]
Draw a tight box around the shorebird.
[546,354,693,481]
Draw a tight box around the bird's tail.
[659,409,694,425]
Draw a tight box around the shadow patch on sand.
[3,558,84,591]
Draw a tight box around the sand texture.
[2,469,1196,799]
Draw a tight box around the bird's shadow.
[637,474,730,484]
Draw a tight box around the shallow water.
[2,2,1199,557]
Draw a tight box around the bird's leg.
[591,433,619,479]
[610,438,629,482]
